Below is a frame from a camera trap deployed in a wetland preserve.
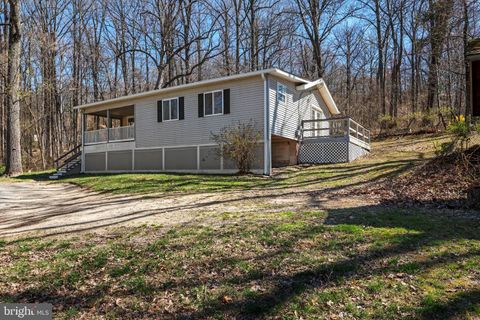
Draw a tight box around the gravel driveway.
[0,182,216,239]
[0,181,371,239]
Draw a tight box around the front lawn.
[1,208,479,319]
[1,133,478,319]
[61,134,447,194]
[1,134,451,195]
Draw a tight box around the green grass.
[1,133,479,318]
[2,133,453,194]
[0,209,479,319]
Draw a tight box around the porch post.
[107,109,110,142]
[262,73,271,176]
[81,111,85,173]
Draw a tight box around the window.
[277,83,286,103]
[162,98,179,121]
[204,90,223,116]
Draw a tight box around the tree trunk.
[463,0,471,117]
[374,0,386,116]
[5,0,22,176]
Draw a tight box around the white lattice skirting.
[349,142,369,161]
[299,138,369,164]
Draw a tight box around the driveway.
[0,181,371,239]
[0,182,213,238]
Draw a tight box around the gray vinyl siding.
[135,76,265,148]
[268,75,330,141]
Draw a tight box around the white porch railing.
[84,125,135,144]
[109,125,135,141]
[84,128,108,144]
[301,117,371,146]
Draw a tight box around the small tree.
[211,121,261,174]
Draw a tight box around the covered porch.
[82,105,135,145]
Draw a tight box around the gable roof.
[75,68,340,115]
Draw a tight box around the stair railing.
[54,144,82,170]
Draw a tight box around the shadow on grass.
[183,205,480,319]
[0,156,422,239]
[2,203,479,319]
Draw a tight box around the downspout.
[261,73,271,175]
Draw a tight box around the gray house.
[51,69,370,179]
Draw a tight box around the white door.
[311,108,324,136]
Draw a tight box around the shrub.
[445,115,475,152]
[211,121,262,174]
[447,117,469,139]
[420,111,436,127]
[433,141,455,157]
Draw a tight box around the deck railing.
[109,125,135,142]
[84,124,135,144]
[301,117,370,145]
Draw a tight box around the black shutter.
[157,100,163,122]
[223,89,230,114]
[179,97,185,120]
[198,93,204,117]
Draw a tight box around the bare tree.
[426,0,454,110]
[294,0,355,78]
[5,0,22,176]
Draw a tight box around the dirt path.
[0,181,370,239]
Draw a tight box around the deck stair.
[49,144,82,180]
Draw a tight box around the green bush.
[420,112,436,127]
[444,115,476,152]
[379,114,396,131]
[433,141,455,157]
[447,119,470,139]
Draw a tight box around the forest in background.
[0,0,479,171]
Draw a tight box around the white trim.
[86,141,265,153]
[296,78,340,115]
[203,89,224,116]
[132,148,135,170]
[162,147,165,170]
[349,136,371,150]
[262,73,271,176]
[74,68,310,110]
[81,112,85,173]
[105,149,108,170]
[135,143,218,150]
[220,144,224,170]
[276,82,287,104]
[197,146,200,170]
[84,138,134,146]
[84,169,264,175]
[162,97,180,121]
[296,79,324,91]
